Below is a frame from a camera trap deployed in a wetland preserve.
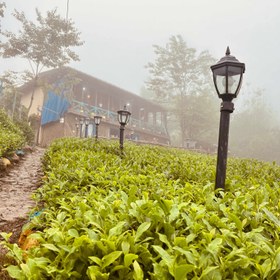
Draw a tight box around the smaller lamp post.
[85,117,90,138]
[94,115,102,140]
[117,105,131,150]
[210,47,245,190]
[75,121,80,137]
[79,117,84,138]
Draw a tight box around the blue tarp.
[41,91,70,126]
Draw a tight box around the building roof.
[20,66,166,112]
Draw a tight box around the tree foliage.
[0,2,5,32]
[0,8,84,114]
[0,71,26,119]
[0,71,35,144]
[0,109,25,156]
[145,35,218,146]
[0,2,5,18]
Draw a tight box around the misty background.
[1,0,280,162]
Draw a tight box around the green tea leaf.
[133,260,144,280]
[124,253,138,267]
[87,265,109,280]
[6,265,25,280]
[68,228,79,238]
[42,243,60,252]
[174,264,194,279]
[158,233,172,249]
[263,207,280,228]
[121,240,130,254]
[174,247,196,265]
[89,256,102,266]
[134,222,151,242]
[169,204,180,222]
[152,245,174,275]
[200,266,221,279]
[102,251,122,269]
[207,238,223,256]
[109,221,126,237]
[19,263,31,277]
[228,212,243,231]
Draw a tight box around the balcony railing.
[69,100,168,137]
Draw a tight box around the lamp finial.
[226,46,230,56]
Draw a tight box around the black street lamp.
[75,121,79,137]
[79,117,84,138]
[94,115,102,140]
[85,117,90,138]
[210,47,245,190]
[117,105,131,150]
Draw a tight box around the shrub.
[2,138,280,279]
[0,109,25,157]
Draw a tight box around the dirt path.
[0,147,45,232]
[0,147,45,279]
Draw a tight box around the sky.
[1,0,280,114]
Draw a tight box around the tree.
[0,71,35,144]
[0,8,84,115]
[0,2,5,32]
[0,2,5,18]
[0,71,26,119]
[145,35,218,146]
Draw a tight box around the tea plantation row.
[0,110,25,157]
[2,138,280,279]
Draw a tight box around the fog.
[1,0,280,114]
[1,0,280,162]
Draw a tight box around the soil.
[0,147,45,279]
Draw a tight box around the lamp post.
[94,115,102,140]
[117,105,131,151]
[75,121,79,137]
[79,117,84,138]
[36,106,42,146]
[85,117,90,138]
[210,47,245,190]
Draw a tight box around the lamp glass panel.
[215,75,224,95]
[118,113,123,124]
[126,113,131,123]
[118,109,131,125]
[120,113,128,124]
[214,66,242,95]
[228,66,243,94]
[94,116,101,125]
[118,112,123,124]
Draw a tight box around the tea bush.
[2,138,280,279]
[0,109,26,157]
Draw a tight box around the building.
[20,67,170,146]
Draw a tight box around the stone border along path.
[0,147,45,226]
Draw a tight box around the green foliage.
[0,71,27,119]
[0,109,25,156]
[0,8,83,68]
[0,7,84,114]
[14,119,34,145]
[145,35,218,146]
[0,72,35,144]
[2,138,280,279]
